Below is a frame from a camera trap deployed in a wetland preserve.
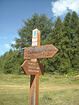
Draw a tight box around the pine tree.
[12,13,53,49]
[70,12,79,71]
[45,17,67,73]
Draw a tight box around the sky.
[0,0,79,56]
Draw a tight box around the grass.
[0,73,79,105]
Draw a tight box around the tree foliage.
[0,12,79,74]
[0,49,24,74]
[12,13,53,49]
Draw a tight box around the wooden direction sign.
[24,44,58,59]
[21,60,44,75]
[21,28,58,105]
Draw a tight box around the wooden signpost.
[21,28,58,105]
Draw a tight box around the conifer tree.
[70,12,79,71]
[12,13,53,49]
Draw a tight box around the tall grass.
[0,73,79,105]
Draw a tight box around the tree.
[70,12,79,71]
[11,13,53,72]
[12,13,53,49]
[45,12,79,74]
[0,49,24,74]
[45,17,66,73]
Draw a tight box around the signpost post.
[21,28,58,105]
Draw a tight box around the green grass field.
[0,73,79,105]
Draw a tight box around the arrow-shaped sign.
[24,44,58,59]
[21,60,44,75]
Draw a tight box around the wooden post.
[29,29,40,105]
[30,74,39,105]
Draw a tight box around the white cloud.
[5,44,10,49]
[51,0,79,17]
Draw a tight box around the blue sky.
[0,0,79,56]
